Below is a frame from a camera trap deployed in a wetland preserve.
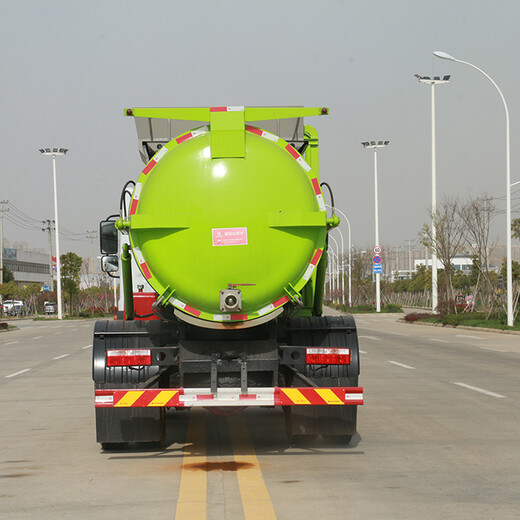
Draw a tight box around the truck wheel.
[101,442,129,451]
[323,434,353,445]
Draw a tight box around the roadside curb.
[402,319,520,336]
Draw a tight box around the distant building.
[2,242,52,288]
[414,254,474,274]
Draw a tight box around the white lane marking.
[53,354,70,360]
[33,336,44,340]
[384,331,410,337]
[82,324,90,328]
[454,382,505,398]
[456,335,482,340]
[4,341,19,345]
[5,368,31,378]
[480,347,507,353]
[359,335,381,341]
[388,360,415,370]
[82,344,93,349]
[54,332,62,335]
[431,339,448,343]
[70,328,78,331]
[359,350,367,354]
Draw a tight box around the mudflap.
[95,405,165,445]
[284,377,358,442]
[284,315,360,443]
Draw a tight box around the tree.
[2,266,14,283]
[458,196,497,317]
[60,252,83,314]
[0,281,20,300]
[421,197,466,309]
[20,283,42,315]
[512,218,520,240]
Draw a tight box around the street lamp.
[433,51,513,326]
[330,235,340,303]
[415,73,451,314]
[39,148,68,319]
[327,204,352,307]
[362,140,389,312]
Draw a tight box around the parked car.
[2,300,25,316]
[44,302,57,315]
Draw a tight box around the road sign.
[373,245,382,254]
[43,284,50,291]
[373,265,383,274]
[372,255,382,264]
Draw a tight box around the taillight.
[306,348,351,365]
[106,349,152,367]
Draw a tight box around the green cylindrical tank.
[126,124,327,323]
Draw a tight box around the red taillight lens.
[106,349,152,367]
[306,348,351,365]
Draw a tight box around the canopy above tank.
[126,106,329,164]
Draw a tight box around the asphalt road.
[1,313,519,519]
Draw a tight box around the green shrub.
[383,304,403,313]
[441,314,462,326]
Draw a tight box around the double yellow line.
[175,411,277,520]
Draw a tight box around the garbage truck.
[93,106,363,449]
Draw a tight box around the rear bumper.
[95,387,364,408]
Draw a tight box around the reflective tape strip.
[142,147,167,175]
[148,391,179,407]
[176,126,208,144]
[133,247,152,279]
[279,388,311,405]
[302,249,324,281]
[129,182,142,216]
[310,180,326,210]
[257,295,289,316]
[94,387,363,408]
[170,297,186,310]
[184,305,202,318]
[284,144,311,172]
[257,303,274,317]
[213,314,231,321]
[246,125,279,142]
[311,249,323,265]
[114,390,145,407]
[231,314,248,321]
[210,106,244,112]
[315,388,345,405]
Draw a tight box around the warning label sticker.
[212,227,248,246]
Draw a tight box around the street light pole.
[415,73,450,314]
[362,141,389,312]
[39,148,68,320]
[329,205,353,307]
[433,51,513,326]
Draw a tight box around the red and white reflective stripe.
[306,348,351,365]
[245,125,279,143]
[258,295,290,316]
[95,387,364,408]
[210,106,245,112]
[142,146,168,175]
[311,178,326,211]
[170,297,201,317]
[133,247,152,279]
[106,349,152,366]
[302,249,324,281]
[129,182,142,216]
[175,126,209,145]
[180,388,275,406]
[285,144,311,172]
[212,314,248,322]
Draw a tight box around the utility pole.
[0,200,8,285]
[42,219,55,281]
[86,230,98,281]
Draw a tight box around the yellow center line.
[175,410,206,520]
[228,416,277,520]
